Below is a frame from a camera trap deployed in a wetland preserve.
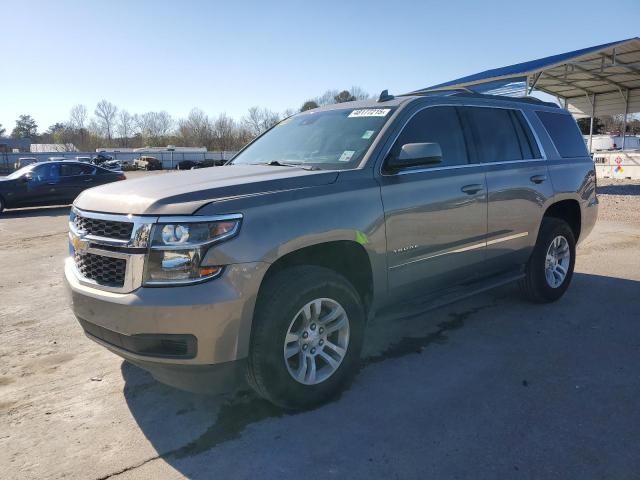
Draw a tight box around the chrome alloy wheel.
[283,298,350,385]
[545,235,571,288]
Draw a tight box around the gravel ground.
[0,175,639,479]
[597,177,640,223]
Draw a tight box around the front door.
[379,106,488,302]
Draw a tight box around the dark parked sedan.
[0,161,125,213]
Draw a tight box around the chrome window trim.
[378,102,548,178]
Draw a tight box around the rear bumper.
[65,257,270,367]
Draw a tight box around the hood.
[74,164,339,215]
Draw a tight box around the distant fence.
[0,150,237,173]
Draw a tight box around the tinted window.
[536,111,588,158]
[463,107,522,162]
[391,106,468,168]
[79,164,96,175]
[510,110,542,159]
[31,163,59,181]
[60,164,85,176]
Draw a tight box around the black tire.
[247,266,365,410]
[519,217,576,303]
[0,196,4,213]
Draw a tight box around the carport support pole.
[621,90,629,150]
[588,93,596,153]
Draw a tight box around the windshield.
[6,165,35,179]
[231,107,394,169]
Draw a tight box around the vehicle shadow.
[121,272,640,478]
[1,205,71,218]
[597,183,640,196]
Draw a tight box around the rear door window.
[79,164,96,175]
[391,106,468,168]
[536,111,588,158]
[510,110,542,159]
[60,164,85,176]
[462,107,523,162]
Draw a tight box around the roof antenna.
[378,89,394,102]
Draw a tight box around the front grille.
[74,252,126,287]
[74,215,133,240]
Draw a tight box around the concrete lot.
[1,174,639,480]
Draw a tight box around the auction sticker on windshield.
[348,109,390,118]
[338,150,356,162]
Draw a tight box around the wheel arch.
[542,198,581,242]
[257,240,375,318]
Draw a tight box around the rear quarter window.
[536,111,588,158]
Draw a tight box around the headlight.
[143,216,241,286]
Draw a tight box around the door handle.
[47,182,56,185]
[461,184,484,195]
[530,175,547,184]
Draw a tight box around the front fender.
[197,173,388,304]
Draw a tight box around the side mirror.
[386,142,442,171]
[22,173,32,182]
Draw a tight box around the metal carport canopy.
[409,37,640,148]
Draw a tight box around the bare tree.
[69,104,88,149]
[315,89,340,106]
[349,86,370,101]
[281,108,297,118]
[135,111,174,146]
[212,113,237,152]
[116,110,135,146]
[94,100,118,142]
[69,104,88,130]
[178,108,213,148]
[241,106,280,137]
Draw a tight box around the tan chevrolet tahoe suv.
[65,91,597,409]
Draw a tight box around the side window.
[31,164,51,181]
[60,164,84,176]
[463,107,523,162]
[391,106,468,168]
[510,111,542,159]
[536,111,588,158]
[79,164,96,175]
[31,164,59,181]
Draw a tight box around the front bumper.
[65,258,269,389]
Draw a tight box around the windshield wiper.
[258,160,319,171]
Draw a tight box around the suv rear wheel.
[520,217,576,303]
[247,266,365,410]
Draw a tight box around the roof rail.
[403,89,559,108]
[449,91,559,108]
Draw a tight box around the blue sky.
[1,0,639,133]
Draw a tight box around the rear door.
[58,163,88,201]
[460,106,553,274]
[379,105,488,301]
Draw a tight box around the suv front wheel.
[520,217,576,303]
[247,266,365,410]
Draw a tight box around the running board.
[376,271,525,322]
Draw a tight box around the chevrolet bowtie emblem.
[72,235,90,253]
